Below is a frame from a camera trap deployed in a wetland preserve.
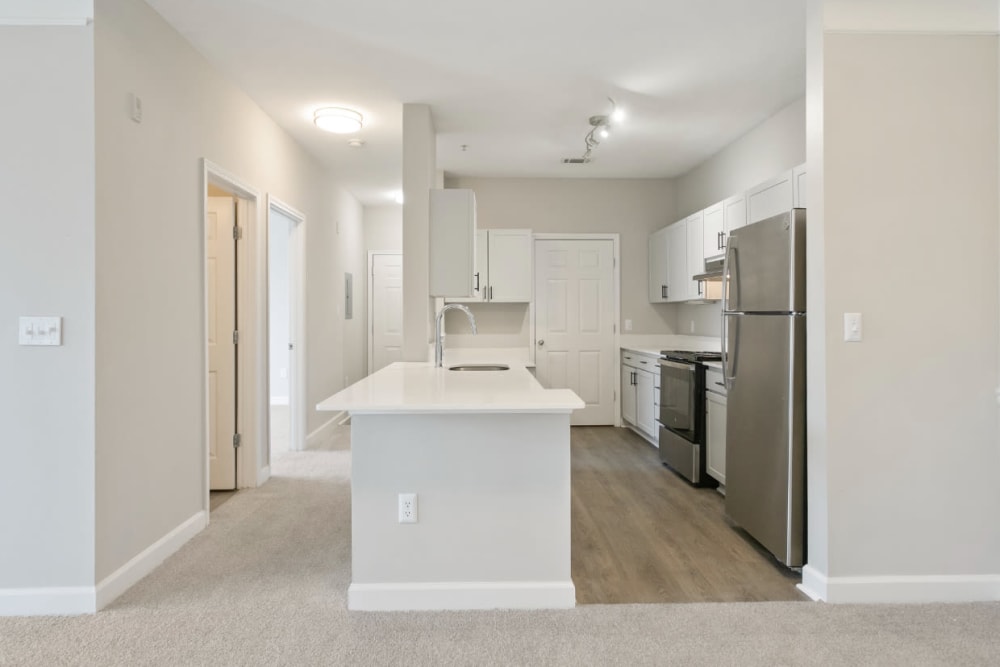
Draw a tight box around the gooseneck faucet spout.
[435,304,477,367]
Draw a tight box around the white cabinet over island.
[317,362,583,611]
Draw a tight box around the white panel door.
[371,253,404,373]
[207,196,236,490]
[685,212,704,299]
[535,239,615,425]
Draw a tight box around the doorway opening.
[368,253,403,374]
[202,160,265,514]
[267,197,306,462]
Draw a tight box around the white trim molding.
[799,565,1000,603]
[95,511,207,610]
[0,586,96,617]
[0,511,207,616]
[0,17,91,25]
[348,581,576,611]
[306,414,343,448]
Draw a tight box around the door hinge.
[233,433,242,448]
[233,225,243,240]
[233,329,239,345]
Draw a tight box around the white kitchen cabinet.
[648,226,670,303]
[448,228,532,303]
[430,189,476,297]
[746,170,793,225]
[621,350,659,446]
[486,229,532,302]
[621,363,637,426]
[665,221,687,303]
[702,202,725,259]
[636,368,656,438]
[685,212,705,300]
[723,193,747,235]
[793,163,807,208]
[705,370,727,487]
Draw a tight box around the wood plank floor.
[571,426,805,604]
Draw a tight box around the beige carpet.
[1,426,998,666]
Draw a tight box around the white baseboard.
[95,510,207,610]
[257,465,271,486]
[306,413,343,448]
[348,580,576,611]
[0,511,207,616]
[0,586,96,616]
[799,565,1000,603]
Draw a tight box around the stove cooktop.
[660,350,722,363]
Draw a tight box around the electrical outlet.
[398,493,418,524]
[624,319,633,332]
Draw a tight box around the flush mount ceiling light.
[314,107,363,134]
[563,97,622,164]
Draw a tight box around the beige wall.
[0,24,96,589]
[402,105,436,360]
[365,205,403,254]
[818,32,1000,582]
[93,0,364,582]
[445,177,678,335]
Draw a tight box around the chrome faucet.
[435,304,477,367]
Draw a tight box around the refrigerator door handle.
[721,240,736,389]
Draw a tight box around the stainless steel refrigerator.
[721,209,806,568]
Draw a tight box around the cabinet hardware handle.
[474,272,480,291]
[489,286,493,300]
[721,233,726,250]
[661,285,666,299]
[697,280,703,296]
[717,231,722,250]
[538,340,545,347]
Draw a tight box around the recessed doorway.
[267,197,306,462]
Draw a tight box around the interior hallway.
[1,426,997,665]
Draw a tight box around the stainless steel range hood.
[692,256,725,282]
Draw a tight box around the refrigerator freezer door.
[724,312,806,567]
[726,209,805,314]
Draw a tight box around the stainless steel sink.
[447,364,510,372]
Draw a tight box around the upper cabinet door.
[648,226,670,303]
[429,189,476,297]
[665,221,687,302]
[685,212,704,299]
[746,170,793,225]
[793,163,807,209]
[486,228,532,302]
[702,202,725,260]
[472,229,489,302]
[724,193,747,235]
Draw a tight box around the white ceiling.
[145,0,806,206]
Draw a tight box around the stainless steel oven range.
[657,350,721,485]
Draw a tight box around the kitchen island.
[317,362,584,611]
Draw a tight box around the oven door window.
[659,361,696,439]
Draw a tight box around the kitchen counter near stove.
[619,334,721,359]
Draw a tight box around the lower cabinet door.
[636,368,656,438]
[706,390,727,485]
[621,365,637,426]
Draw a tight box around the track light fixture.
[563,97,623,164]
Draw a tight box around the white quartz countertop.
[317,362,583,414]
[620,334,722,360]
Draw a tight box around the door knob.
[537,340,545,347]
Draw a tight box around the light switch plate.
[843,312,862,342]
[19,316,62,346]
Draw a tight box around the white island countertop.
[317,362,583,415]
